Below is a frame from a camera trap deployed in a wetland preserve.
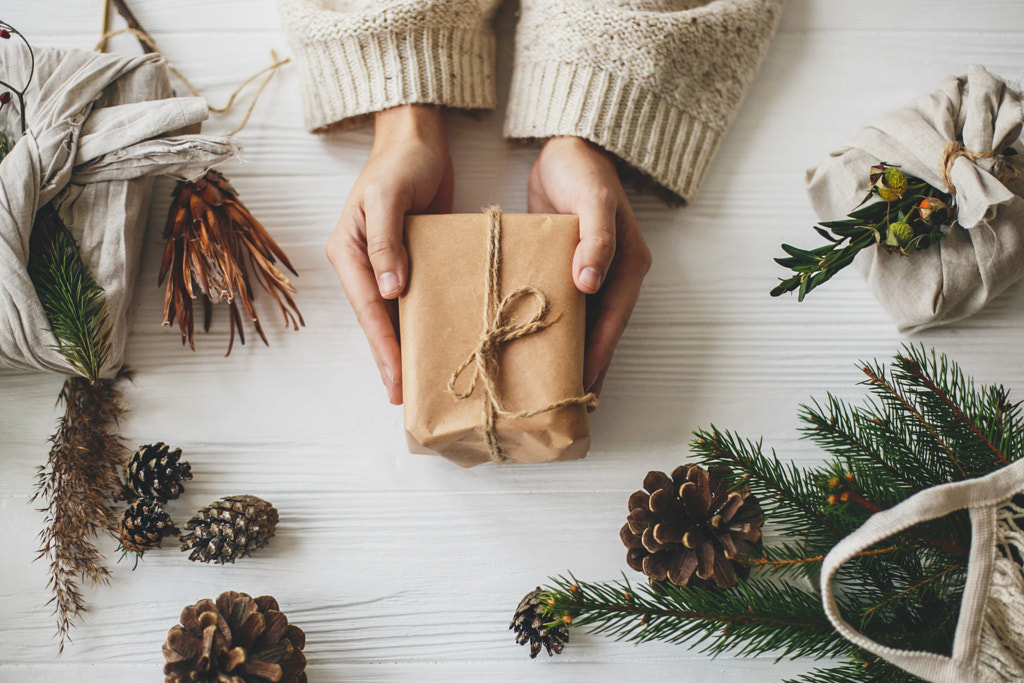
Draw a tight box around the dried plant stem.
[33,370,130,652]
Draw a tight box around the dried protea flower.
[870,163,909,202]
[160,170,304,354]
[918,196,951,226]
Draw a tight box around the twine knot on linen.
[447,207,597,464]
[940,140,1018,194]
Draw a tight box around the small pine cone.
[180,495,279,564]
[510,588,568,658]
[125,442,192,502]
[620,465,763,589]
[163,590,307,683]
[119,499,179,554]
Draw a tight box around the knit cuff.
[504,60,725,204]
[294,25,496,132]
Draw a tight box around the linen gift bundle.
[0,43,237,375]
[0,33,236,648]
[805,65,1024,332]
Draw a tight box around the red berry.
[0,29,10,39]
[0,92,11,106]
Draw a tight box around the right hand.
[326,105,453,405]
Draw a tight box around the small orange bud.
[828,477,840,488]
[562,614,573,625]
[827,494,838,505]
[845,472,855,482]
[569,584,579,593]
[839,492,850,503]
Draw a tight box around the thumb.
[573,199,617,294]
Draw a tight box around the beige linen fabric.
[806,65,1024,334]
[822,457,1024,682]
[277,0,783,203]
[0,46,238,378]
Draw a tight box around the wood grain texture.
[2,1,1024,680]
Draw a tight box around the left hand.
[528,136,652,403]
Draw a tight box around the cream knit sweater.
[278,0,783,203]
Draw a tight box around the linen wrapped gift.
[399,208,597,467]
[806,64,1024,333]
[0,45,238,377]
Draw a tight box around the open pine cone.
[160,169,304,354]
[620,464,763,589]
[119,499,178,555]
[163,590,307,683]
[510,588,568,658]
[125,442,192,503]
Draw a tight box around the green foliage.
[26,203,111,381]
[537,345,1021,682]
[770,172,953,300]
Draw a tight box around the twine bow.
[940,140,1018,194]
[447,207,597,464]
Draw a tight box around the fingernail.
[378,271,400,296]
[383,364,395,384]
[580,267,602,291]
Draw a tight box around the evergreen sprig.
[770,166,954,301]
[27,203,111,381]
[535,345,1019,682]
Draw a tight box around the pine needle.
[27,203,111,382]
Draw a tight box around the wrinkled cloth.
[807,65,1024,333]
[0,45,239,377]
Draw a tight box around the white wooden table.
[3,1,1024,681]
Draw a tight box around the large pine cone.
[125,442,192,502]
[620,465,763,589]
[163,590,307,683]
[510,588,568,658]
[180,495,279,564]
[119,499,179,554]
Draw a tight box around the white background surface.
[3,1,1024,681]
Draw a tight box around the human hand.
[528,136,652,403]
[326,105,453,404]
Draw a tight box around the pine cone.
[125,442,192,502]
[510,588,568,658]
[119,499,179,555]
[620,465,763,589]
[180,495,279,564]
[160,169,303,354]
[163,590,307,683]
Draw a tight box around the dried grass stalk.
[159,170,303,354]
[33,370,130,652]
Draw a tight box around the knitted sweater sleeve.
[277,0,500,132]
[505,0,784,203]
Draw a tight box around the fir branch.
[541,575,852,662]
[524,348,1018,680]
[33,370,130,652]
[859,359,967,479]
[894,348,1014,469]
[692,427,845,542]
[27,203,111,381]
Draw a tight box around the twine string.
[940,140,1019,193]
[95,22,289,138]
[447,207,598,464]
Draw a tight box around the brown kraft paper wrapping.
[399,211,593,467]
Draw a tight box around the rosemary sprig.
[771,165,954,301]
